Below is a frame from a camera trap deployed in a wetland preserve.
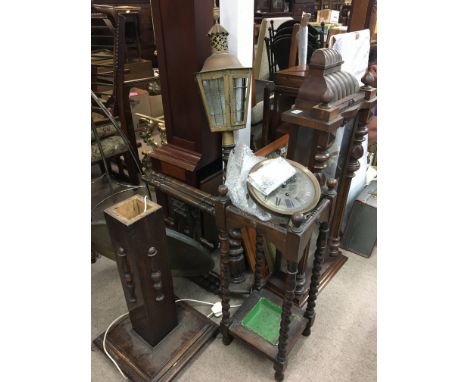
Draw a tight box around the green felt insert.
[240,297,294,346]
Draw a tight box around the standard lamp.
[195,6,252,177]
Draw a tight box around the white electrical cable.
[103,301,241,379]
[175,298,214,306]
[92,186,146,214]
[91,173,106,184]
[103,312,129,380]
[174,299,241,308]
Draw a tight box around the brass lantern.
[195,14,252,169]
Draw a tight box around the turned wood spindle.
[219,229,233,345]
[314,150,331,172]
[254,232,266,291]
[274,261,298,381]
[148,246,165,302]
[228,228,246,284]
[117,247,137,303]
[217,185,233,345]
[303,222,328,336]
[289,211,306,299]
[329,110,368,258]
[295,240,311,299]
[325,178,338,220]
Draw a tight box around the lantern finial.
[207,23,229,54]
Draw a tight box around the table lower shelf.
[228,289,308,362]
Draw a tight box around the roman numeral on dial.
[285,198,294,209]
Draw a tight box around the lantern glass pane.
[202,77,226,128]
[232,77,247,125]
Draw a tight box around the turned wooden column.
[303,221,328,336]
[329,73,375,257]
[254,231,267,290]
[104,195,178,346]
[228,228,246,284]
[329,116,368,256]
[215,185,234,345]
[274,260,298,382]
[294,241,310,298]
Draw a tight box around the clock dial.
[247,159,321,216]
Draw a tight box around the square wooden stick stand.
[94,195,217,381]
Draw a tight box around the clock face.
[247,159,321,216]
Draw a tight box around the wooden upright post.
[348,0,377,40]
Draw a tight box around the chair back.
[265,21,323,79]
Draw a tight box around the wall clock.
[247,159,321,216]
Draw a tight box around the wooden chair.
[264,20,323,79]
[91,4,150,184]
[250,80,275,151]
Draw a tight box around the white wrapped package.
[329,29,370,86]
[225,145,272,221]
[248,157,296,196]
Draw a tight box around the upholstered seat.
[91,122,117,141]
[91,135,128,163]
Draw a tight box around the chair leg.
[91,250,98,264]
[98,161,106,174]
[124,152,141,185]
[262,82,274,147]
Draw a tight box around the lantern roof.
[200,22,245,72]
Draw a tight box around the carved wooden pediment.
[295,48,360,110]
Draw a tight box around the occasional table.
[215,180,337,381]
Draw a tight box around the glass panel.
[335,118,357,180]
[202,78,226,128]
[231,77,247,125]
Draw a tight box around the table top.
[277,65,308,76]
[274,65,308,91]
